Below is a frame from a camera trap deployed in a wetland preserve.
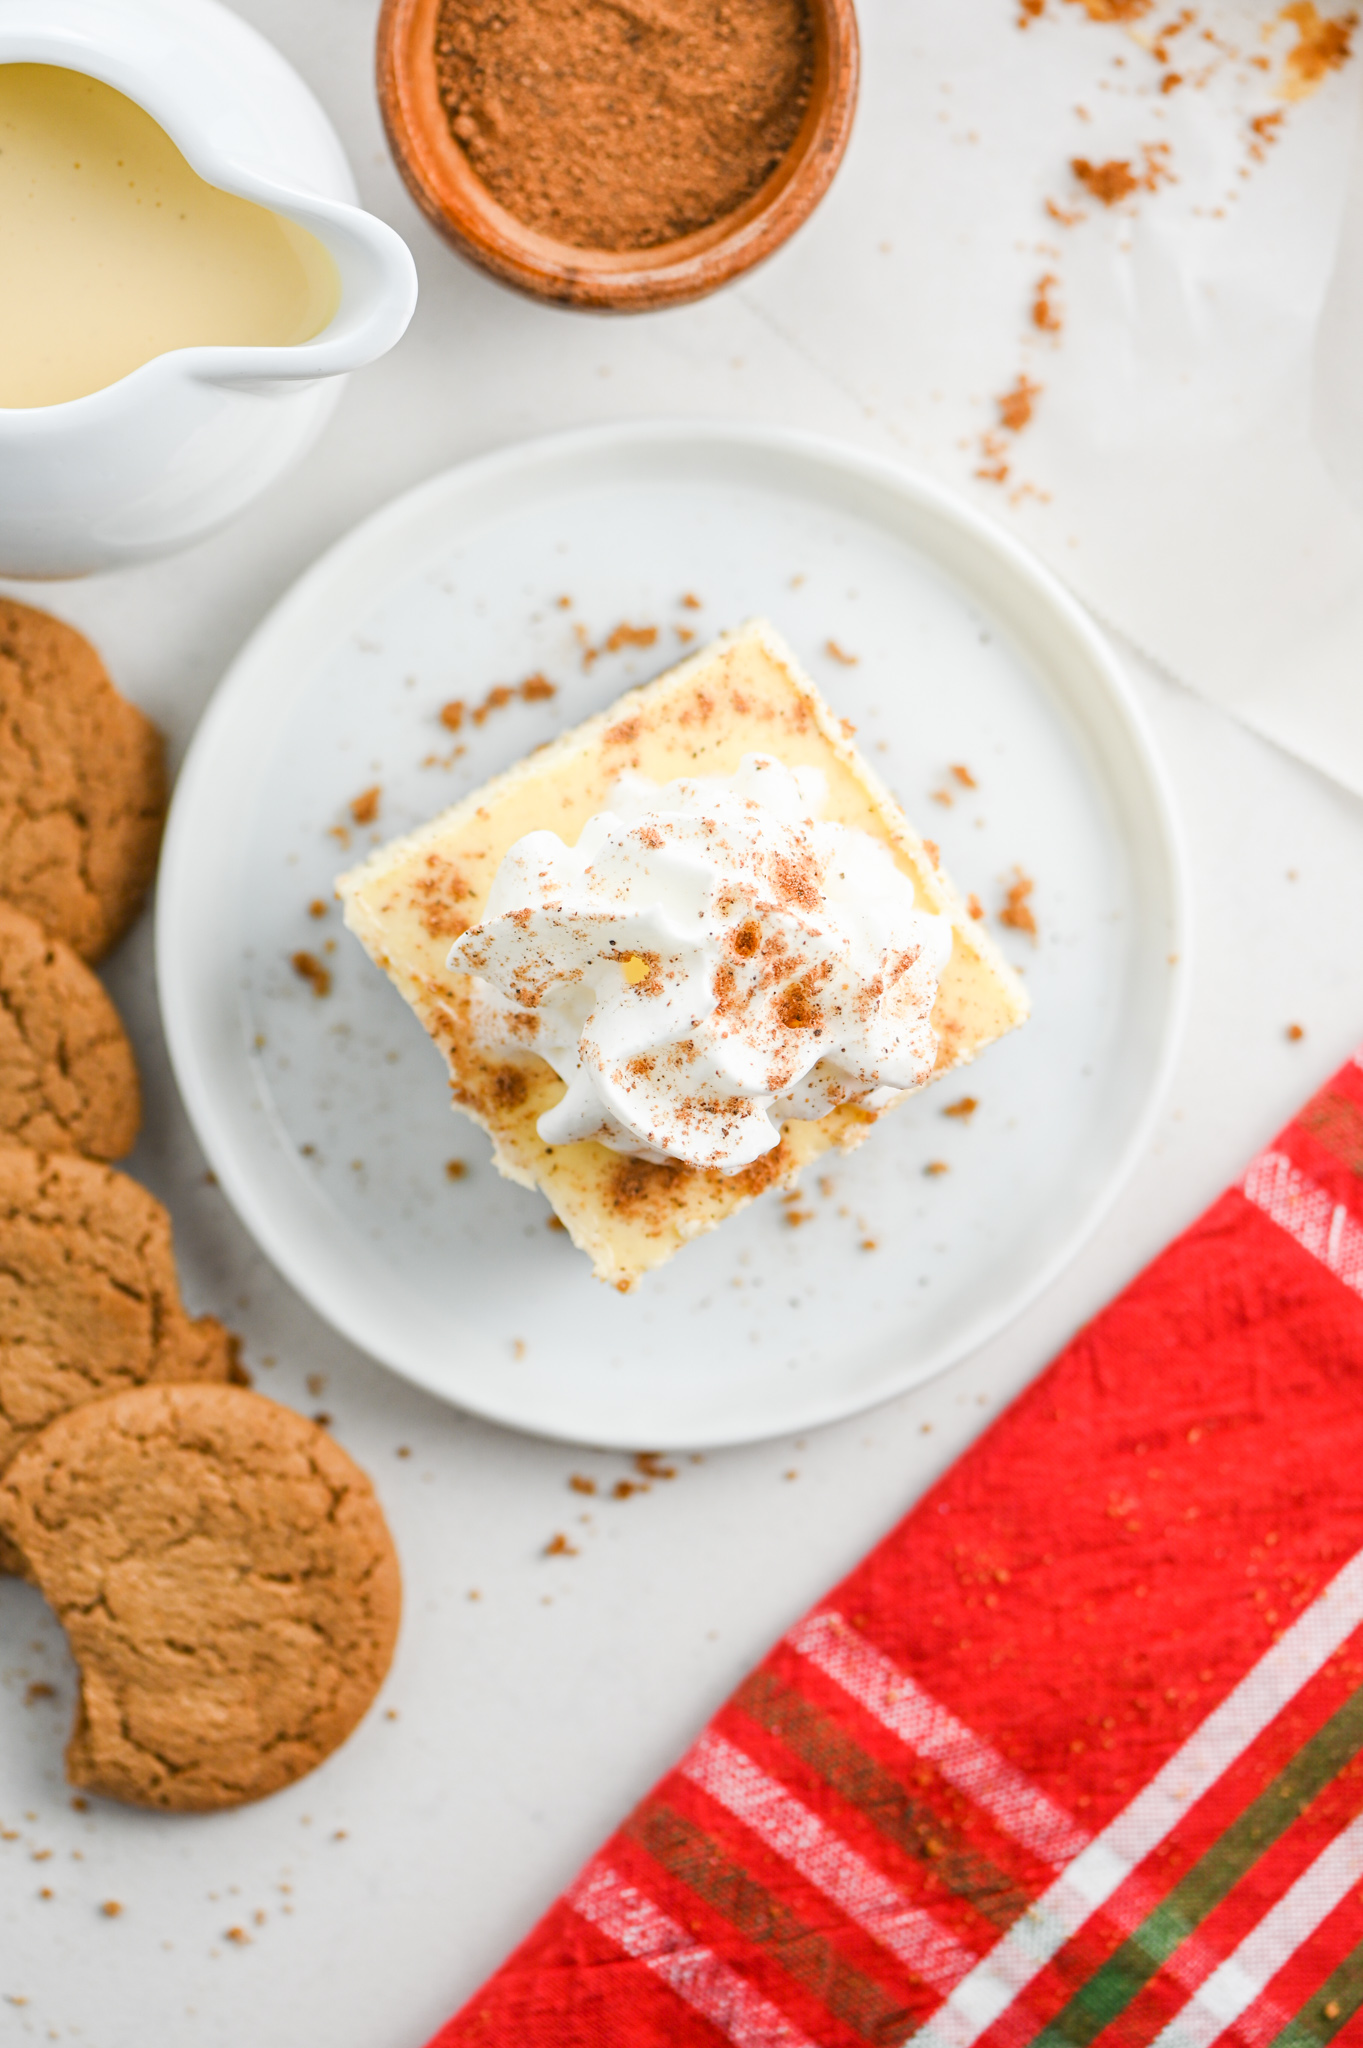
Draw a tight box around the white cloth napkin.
[743,0,1363,795]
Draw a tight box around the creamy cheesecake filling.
[446,754,952,1175]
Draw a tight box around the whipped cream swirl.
[447,755,952,1174]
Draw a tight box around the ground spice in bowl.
[432,0,817,251]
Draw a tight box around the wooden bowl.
[376,0,860,313]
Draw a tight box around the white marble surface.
[2,3,1363,2043]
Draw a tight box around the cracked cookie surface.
[0,1383,402,1810]
[0,599,167,961]
[0,901,141,1160]
[0,1145,238,1536]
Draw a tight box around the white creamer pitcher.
[0,0,418,577]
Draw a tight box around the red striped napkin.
[430,1047,1363,2048]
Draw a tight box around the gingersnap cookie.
[0,599,167,961]
[0,901,141,1161]
[0,1145,238,1500]
[0,1383,402,1811]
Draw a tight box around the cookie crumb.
[860,1237,879,1252]
[546,1214,567,1232]
[825,638,859,665]
[635,1451,677,1480]
[1032,272,1063,334]
[439,700,465,732]
[305,1374,327,1398]
[1073,156,1137,205]
[308,898,328,919]
[604,623,658,653]
[943,1097,978,1119]
[997,374,1041,433]
[445,1159,467,1180]
[70,1797,88,1813]
[545,1532,578,1556]
[395,1445,411,1458]
[612,1478,647,1499]
[680,593,702,610]
[999,868,1037,937]
[1286,1022,1305,1041]
[291,951,332,998]
[569,1474,597,1494]
[23,1682,55,1706]
[924,1160,950,1177]
[951,763,978,788]
[101,1900,123,1918]
[225,1926,249,1945]
[349,786,380,827]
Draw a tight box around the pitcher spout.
[185,179,418,393]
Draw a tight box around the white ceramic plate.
[158,422,1187,1448]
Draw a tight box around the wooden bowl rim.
[376,0,860,312]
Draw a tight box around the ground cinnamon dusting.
[433,0,816,252]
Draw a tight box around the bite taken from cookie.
[0,900,141,1160]
[0,1384,402,1811]
[0,598,167,961]
[0,1146,239,1568]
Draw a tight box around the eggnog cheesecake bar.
[338,620,1027,1290]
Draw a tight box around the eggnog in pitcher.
[0,64,341,408]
